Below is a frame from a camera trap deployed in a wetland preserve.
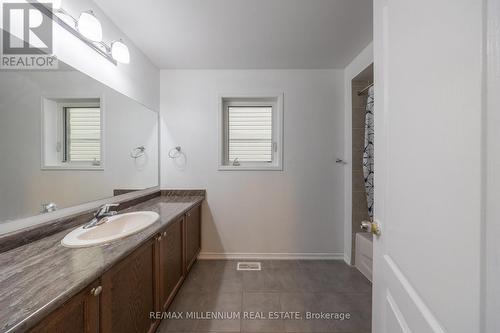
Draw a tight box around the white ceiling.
[94,0,373,69]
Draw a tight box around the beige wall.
[161,69,345,258]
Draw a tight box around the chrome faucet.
[42,202,57,213]
[83,203,119,229]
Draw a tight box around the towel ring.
[130,146,146,159]
[168,146,182,159]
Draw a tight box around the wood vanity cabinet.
[29,280,100,333]
[30,202,202,333]
[156,216,185,311]
[184,205,201,272]
[100,238,157,333]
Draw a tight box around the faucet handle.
[95,203,119,216]
[42,202,57,213]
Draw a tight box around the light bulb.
[111,40,130,64]
[77,11,102,42]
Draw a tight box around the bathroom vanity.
[0,36,203,333]
[0,55,192,333]
[0,192,203,333]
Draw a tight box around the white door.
[372,1,484,332]
[485,1,500,332]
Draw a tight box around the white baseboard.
[197,252,344,260]
[344,253,353,266]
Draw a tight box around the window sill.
[41,165,104,171]
[218,165,283,171]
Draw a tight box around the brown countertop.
[0,194,204,333]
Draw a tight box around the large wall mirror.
[0,61,159,227]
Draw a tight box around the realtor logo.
[1,2,58,69]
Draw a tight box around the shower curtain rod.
[357,82,374,96]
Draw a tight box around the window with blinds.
[228,106,273,163]
[64,107,101,163]
[220,95,283,170]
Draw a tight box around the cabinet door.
[185,205,201,272]
[29,280,100,333]
[158,217,184,310]
[101,239,157,333]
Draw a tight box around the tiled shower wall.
[351,81,371,265]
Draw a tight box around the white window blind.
[228,106,272,163]
[65,107,101,162]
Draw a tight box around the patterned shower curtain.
[363,86,374,218]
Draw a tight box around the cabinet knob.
[158,235,162,241]
[91,286,102,296]
[163,231,167,236]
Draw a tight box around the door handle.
[361,220,381,236]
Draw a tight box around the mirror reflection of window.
[42,97,103,169]
[63,106,101,165]
[0,65,159,223]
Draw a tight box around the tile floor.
[156,260,371,333]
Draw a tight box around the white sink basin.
[61,211,159,248]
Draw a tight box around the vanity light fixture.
[35,1,130,65]
[111,40,130,64]
[77,11,103,42]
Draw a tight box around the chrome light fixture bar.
[33,1,130,65]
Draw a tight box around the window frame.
[41,96,105,170]
[218,93,283,171]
